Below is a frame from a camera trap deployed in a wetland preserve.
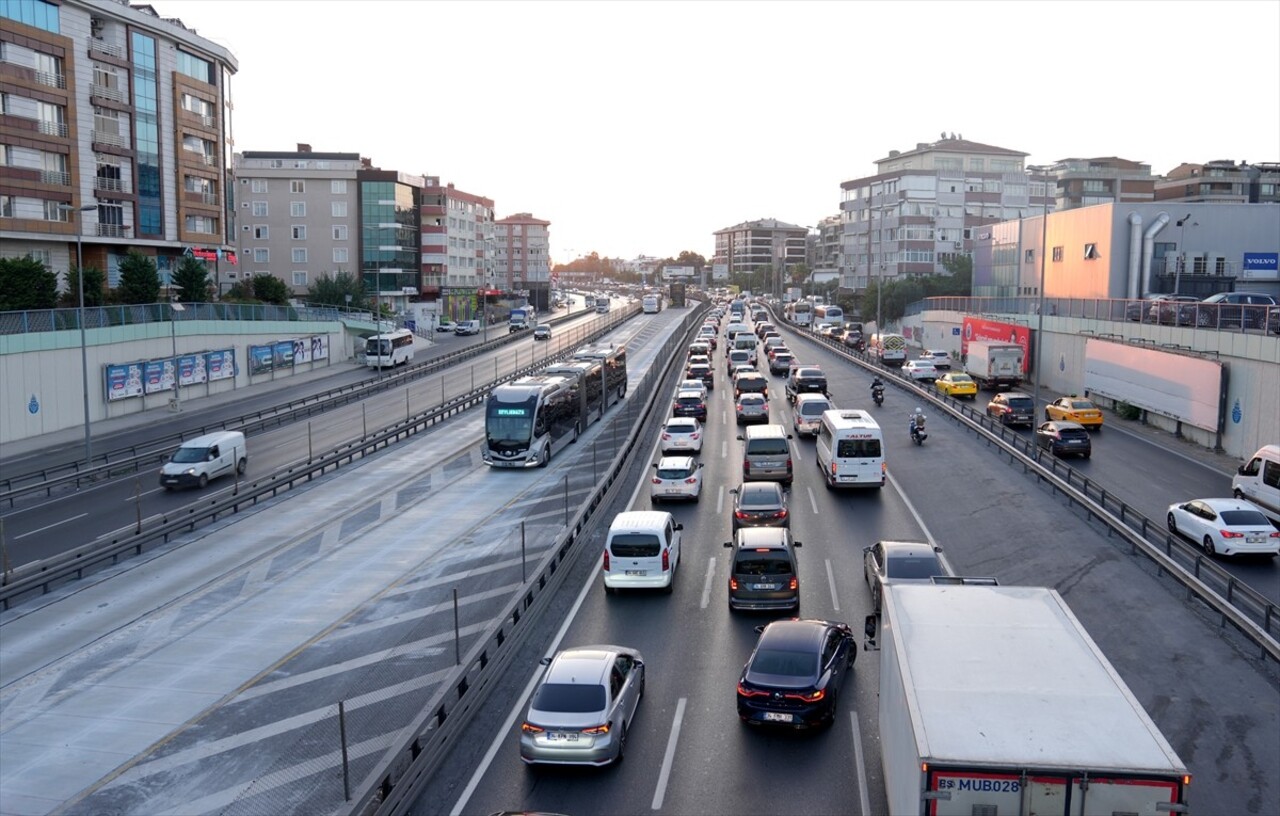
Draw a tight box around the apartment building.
[1047,156,1155,210]
[1,0,237,291]
[711,218,808,284]
[839,136,1054,291]
[493,212,551,310]
[811,214,841,277]
[232,147,363,297]
[420,177,495,319]
[1155,159,1280,204]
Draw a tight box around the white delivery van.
[159,430,247,490]
[455,319,482,336]
[1233,444,1280,525]
[815,409,884,489]
[602,511,683,594]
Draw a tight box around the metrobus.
[572,343,628,400]
[785,300,813,327]
[642,294,662,314]
[482,376,580,468]
[364,328,415,368]
[813,304,844,330]
[596,297,611,314]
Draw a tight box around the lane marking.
[651,697,687,810]
[13,512,87,540]
[850,711,871,816]
[885,469,953,575]
[806,485,819,515]
[721,439,727,459]
[700,557,717,609]
[826,558,840,611]
[716,485,724,514]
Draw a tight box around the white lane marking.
[448,557,600,816]
[806,485,819,515]
[700,557,717,609]
[825,558,840,611]
[721,439,727,459]
[127,487,167,500]
[652,697,688,810]
[716,484,724,514]
[884,470,953,575]
[850,711,872,816]
[13,512,87,539]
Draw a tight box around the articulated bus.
[785,300,813,327]
[365,328,415,368]
[571,343,629,401]
[813,304,844,330]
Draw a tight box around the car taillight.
[737,682,768,698]
[662,433,671,440]
[1219,530,1244,539]
[789,577,798,590]
[744,460,750,475]
[1270,532,1280,539]
[582,723,611,735]
[785,458,792,470]
[784,689,826,702]
[521,722,544,733]
[775,509,788,520]
[691,432,701,439]
[735,510,748,519]
[831,462,838,476]
[652,477,662,484]
[662,549,670,571]
[685,476,698,484]
[729,577,739,590]
[603,550,610,571]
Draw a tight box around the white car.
[921,349,951,369]
[677,379,709,402]
[1166,498,1280,557]
[792,393,833,437]
[650,456,703,502]
[661,417,704,454]
[902,359,939,382]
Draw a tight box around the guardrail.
[781,313,1280,664]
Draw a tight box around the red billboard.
[961,316,1031,373]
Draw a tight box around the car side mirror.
[539,656,552,666]
[1238,465,1247,475]
[698,463,705,469]
[652,463,659,469]
[793,540,802,547]
[862,545,872,554]
[864,614,880,645]
[673,523,684,531]
[736,435,744,441]
[723,541,733,548]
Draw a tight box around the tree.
[307,271,369,310]
[788,263,811,287]
[937,254,973,294]
[171,256,211,304]
[251,273,291,305]
[59,264,107,308]
[116,250,161,304]
[0,256,58,310]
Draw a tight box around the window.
[333,225,348,240]
[290,201,306,217]
[1052,246,1063,262]
[291,225,306,240]
[251,179,268,193]
[934,157,962,171]
[253,248,269,263]
[177,51,213,83]
[331,201,347,217]
[180,93,213,119]
[290,179,305,193]
[251,201,268,217]
[1025,249,1035,263]
[331,179,347,194]
[253,225,268,239]
[0,195,12,217]
[1084,243,1100,260]
[292,271,308,286]
[292,248,307,263]
[1,0,60,33]
[184,214,217,233]
[333,247,349,263]
[44,200,70,221]
[969,158,985,171]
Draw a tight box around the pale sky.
[167,0,1280,264]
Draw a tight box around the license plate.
[752,584,779,590]
[664,491,684,496]
[1247,535,1264,544]
[547,732,579,742]
[625,570,646,576]
[762,712,793,722]
[760,461,780,468]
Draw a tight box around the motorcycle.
[872,386,885,407]
[909,417,928,445]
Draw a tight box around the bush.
[1116,401,1142,421]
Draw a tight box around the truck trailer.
[963,340,1025,390]
[868,584,1190,816]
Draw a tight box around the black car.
[736,619,856,729]
[734,372,769,399]
[687,363,715,390]
[672,391,708,420]
[1035,420,1092,459]
[725,528,802,612]
[986,392,1035,427]
[731,481,789,530]
[785,367,828,403]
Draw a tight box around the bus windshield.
[367,338,390,356]
[486,396,537,448]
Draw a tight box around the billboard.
[664,265,696,280]
[961,316,1031,373]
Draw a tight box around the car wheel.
[824,689,839,727]
[1202,535,1216,556]
[614,721,627,764]
[1044,408,1051,421]
[663,572,674,594]
[198,473,208,489]
[1083,452,1091,459]
[1167,512,1178,536]
[236,458,247,475]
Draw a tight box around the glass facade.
[177,51,214,84]
[360,181,420,294]
[0,0,60,32]
[132,33,162,237]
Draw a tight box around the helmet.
[914,407,923,415]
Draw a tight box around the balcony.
[95,176,129,194]
[92,130,128,149]
[184,190,219,206]
[39,170,71,186]
[34,70,66,90]
[88,37,125,60]
[97,223,131,238]
[91,83,127,104]
[37,120,69,137]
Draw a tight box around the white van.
[1233,444,1280,525]
[159,430,247,490]
[602,511,683,594]
[815,410,885,489]
[455,319,482,336]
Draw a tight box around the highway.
[0,301,1276,816]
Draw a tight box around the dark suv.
[785,367,828,403]
[986,392,1035,427]
[1035,421,1092,459]
[1178,292,1277,329]
[724,528,801,612]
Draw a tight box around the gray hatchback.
[725,528,802,612]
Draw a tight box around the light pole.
[1027,166,1051,410]
[1174,213,1193,294]
[59,203,97,465]
[169,299,185,411]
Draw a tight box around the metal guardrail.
[0,301,344,336]
[783,314,1280,664]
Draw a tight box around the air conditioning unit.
[240,178,249,184]
[240,202,249,208]
[242,225,250,231]
[953,242,962,250]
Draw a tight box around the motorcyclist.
[909,407,927,436]
[870,376,885,404]
[870,376,884,393]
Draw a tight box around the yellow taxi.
[1045,395,1104,430]
[934,371,978,399]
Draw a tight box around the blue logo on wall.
[1231,399,1242,424]
[1242,252,1277,273]
[28,395,39,414]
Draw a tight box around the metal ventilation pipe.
[1141,212,1170,296]
[1127,212,1144,299]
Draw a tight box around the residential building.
[1,0,237,292]
[711,218,808,295]
[1047,157,1155,210]
[420,177,495,320]
[839,137,1054,293]
[232,146,362,297]
[811,215,841,279]
[1155,160,1280,204]
[358,166,423,314]
[494,212,551,310]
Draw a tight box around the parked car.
[736,619,856,729]
[730,481,790,529]
[1178,292,1278,329]
[435,320,458,333]
[1166,498,1280,557]
[1268,306,1280,335]
[520,644,645,765]
[1045,395,1103,429]
[986,391,1036,427]
[862,540,947,612]
[934,371,978,399]
[902,360,938,382]
[1035,420,1092,459]
[724,528,802,612]
[651,456,704,503]
[661,416,704,453]
[1152,295,1200,325]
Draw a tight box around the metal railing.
[95,222,130,238]
[0,300,341,337]
[88,37,125,59]
[91,129,128,148]
[909,294,1277,334]
[90,83,127,103]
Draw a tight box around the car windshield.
[740,487,782,509]
[746,440,788,456]
[657,466,693,480]
[735,553,793,576]
[750,648,817,678]
[531,682,606,713]
[1220,510,1270,526]
[740,395,766,405]
[1070,400,1095,409]
[171,447,210,463]
[886,554,943,579]
[1005,398,1033,409]
[949,374,973,383]
[799,402,828,416]
[610,533,661,558]
[1060,429,1089,439]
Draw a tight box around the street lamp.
[169,299,185,411]
[58,203,97,466]
[1026,166,1052,410]
[1174,213,1194,294]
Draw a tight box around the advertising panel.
[248,344,273,375]
[293,337,311,365]
[178,354,206,387]
[311,335,329,361]
[961,316,1031,373]
[273,340,295,369]
[207,349,236,381]
[144,359,174,394]
[1242,252,1278,278]
[106,363,144,401]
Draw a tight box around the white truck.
[508,307,536,333]
[866,584,1190,816]
[963,340,1025,390]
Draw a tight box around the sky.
[166,0,1280,264]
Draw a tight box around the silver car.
[520,645,645,766]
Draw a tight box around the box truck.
[866,584,1190,816]
[963,340,1024,390]
[508,307,536,332]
